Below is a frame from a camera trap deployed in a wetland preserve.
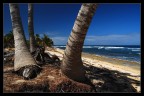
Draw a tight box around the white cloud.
[39,34,43,38]
[85,33,140,45]
[34,31,61,39]
[41,32,140,45]
[45,32,60,36]
[38,31,60,37]
[51,36,68,45]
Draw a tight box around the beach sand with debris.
[3,47,141,92]
[46,47,141,92]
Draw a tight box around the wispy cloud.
[36,32,60,39]
[85,33,140,45]
[38,31,60,37]
[39,34,43,38]
[51,36,68,45]
[46,32,61,36]
[37,32,140,45]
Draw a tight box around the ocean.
[54,45,141,63]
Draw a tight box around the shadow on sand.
[83,63,140,92]
[3,59,140,93]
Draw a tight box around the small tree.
[4,31,14,48]
[42,34,54,47]
[35,34,42,46]
[35,34,54,47]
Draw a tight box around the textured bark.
[61,3,98,82]
[28,3,36,52]
[9,4,40,71]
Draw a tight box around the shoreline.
[54,48,140,70]
[95,54,140,64]
[51,47,140,92]
[53,45,140,63]
[4,47,140,75]
[48,48,140,75]
[4,47,141,92]
[82,52,140,71]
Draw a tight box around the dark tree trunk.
[28,3,36,52]
[61,3,98,82]
[9,3,40,79]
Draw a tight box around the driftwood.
[31,47,60,66]
[4,47,60,80]
[20,47,60,79]
[17,65,42,80]
[4,51,14,64]
[19,47,61,79]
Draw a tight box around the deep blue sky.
[3,3,140,45]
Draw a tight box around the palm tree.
[4,31,14,48]
[35,34,42,46]
[28,3,36,53]
[61,3,98,82]
[7,31,14,48]
[9,4,40,79]
[42,34,53,47]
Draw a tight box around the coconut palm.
[9,3,40,79]
[34,34,53,47]
[42,34,53,47]
[61,3,98,82]
[35,34,42,46]
[28,3,36,53]
[4,31,14,48]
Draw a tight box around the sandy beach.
[45,47,141,92]
[3,47,141,92]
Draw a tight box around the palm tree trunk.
[28,3,36,53]
[61,3,98,82]
[9,4,40,72]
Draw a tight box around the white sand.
[45,48,140,92]
[45,48,140,76]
